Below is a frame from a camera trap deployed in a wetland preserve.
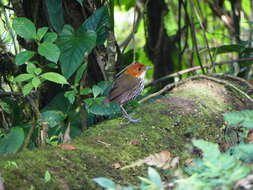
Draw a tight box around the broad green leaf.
[43,32,57,42]
[61,24,74,36]
[230,143,253,163]
[15,51,35,65]
[38,42,60,63]
[87,102,121,116]
[22,83,34,96]
[41,110,65,128]
[64,90,76,104]
[34,68,42,75]
[75,0,83,6]
[14,73,33,82]
[58,31,97,79]
[44,171,51,183]
[80,88,92,95]
[27,63,37,74]
[224,110,253,128]
[92,85,102,97]
[74,64,87,85]
[148,167,163,188]
[13,17,36,40]
[80,6,110,45]
[45,0,65,32]
[32,77,41,88]
[93,177,116,189]
[0,100,11,114]
[37,27,48,41]
[41,72,68,84]
[193,139,220,160]
[0,127,24,155]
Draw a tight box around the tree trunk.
[145,0,177,86]
[0,75,253,190]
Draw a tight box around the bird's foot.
[123,114,141,123]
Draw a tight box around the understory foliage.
[94,110,253,190]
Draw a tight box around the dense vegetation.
[0,0,253,189]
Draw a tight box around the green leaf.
[22,83,34,96]
[224,110,253,129]
[38,42,60,63]
[80,6,110,45]
[13,17,36,40]
[0,101,11,114]
[230,143,253,163]
[15,51,35,65]
[193,139,220,160]
[32,77,41,88]
[27,63,37,74]
[80,88,92,95]
[92,85,102,98]
[93,177,116,189]
[148,167,163,188]
[87,102,121,116]
[34,68,42,75]
[14,73,33,82]
[41,110,66,128]
[45,0,65,32]
[64,91,76,104]
[43,32,58,42]
[37,27,49,41]
[44,170,51,183]
[74,64,87,85]
[41,72,68,84]
[75,0,83,6]
[58,30,97,79]
[0,127,24,155]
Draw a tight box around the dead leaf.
[122,151,173,170]
[130,140,140,145]
[185,158,193,165]
[58,144,77,150]
[63,123,71,143]
[170,157,180,168]
[112,162,121,169]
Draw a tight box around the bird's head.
[125,63,152,79]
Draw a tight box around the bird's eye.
[138,67,141,71]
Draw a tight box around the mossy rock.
[0,75,253,190]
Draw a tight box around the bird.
[103,63,151,123]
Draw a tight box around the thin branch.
[146,57,253,87]
[120,6,141,53]
[194,0,215,70]
[189,0,205,74]
[141,74,253,104]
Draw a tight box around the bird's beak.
[145,66,152,70]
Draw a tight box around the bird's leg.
[120,105,140,123]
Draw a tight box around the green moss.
[0,78,252,189]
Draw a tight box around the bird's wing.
[107,73,141,104]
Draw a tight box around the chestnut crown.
[124,63,151,78]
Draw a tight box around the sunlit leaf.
[13,17,36,39]
[22,83,34,96]
[15,51,35,66]
[93,177,116,189]
[37,27,49,41]
[38,42,60,63]
[41,72,68,84]
[224,110,253,129]
[43,32,58,43]
[14,74,33,82]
